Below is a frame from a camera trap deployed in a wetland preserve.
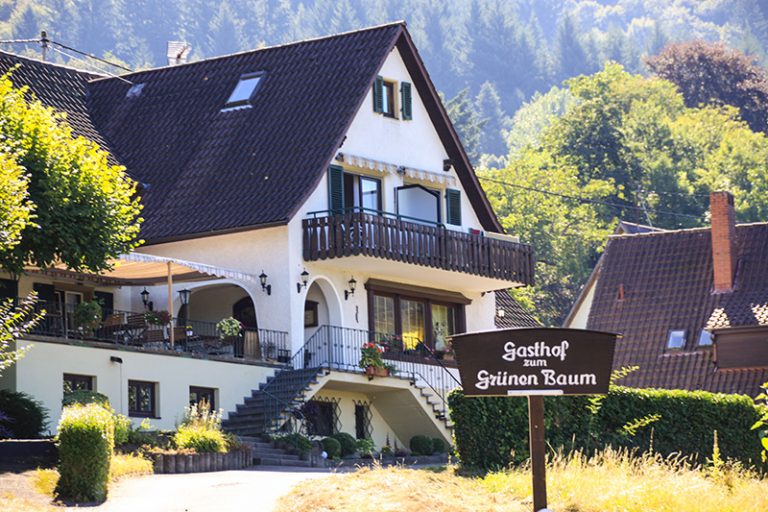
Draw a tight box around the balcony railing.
[14,297,289,364]
[303,210,534,284]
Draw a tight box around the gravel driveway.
[79,466,331,512]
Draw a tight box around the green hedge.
[331,432,357,457]
[62,390,110,408]
[410,435,434,456]
[321,437,341,459]
[448,386,765,472]
[0,390,49,438]
[55,403,115,502]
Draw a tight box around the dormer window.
[225,72,264,108]
[666,329,687,350]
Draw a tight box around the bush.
[448,386,766,472]
[174,425,227,453]
[410,435,434,456]
[356,437,376,458]
[431,437,447,454]
[62,390,109,409]
[321,437,341,459]
[55,403,114,502]
[113,414,131,446]
[332,432,357,457]
[0,390,49,438]
[277,433,312,455]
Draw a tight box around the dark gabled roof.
[495,289,541,329]
[586,223,768,395]
[0,51,119,165]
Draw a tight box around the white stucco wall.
[565,278,597,329]
[5,339,276,433]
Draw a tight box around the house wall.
[565,278,597,329]
[4,339,276,433]
[310,389,405,449]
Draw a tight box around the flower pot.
[365,366,389,379]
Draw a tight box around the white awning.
[27,252,258,285]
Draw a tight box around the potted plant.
[144,310,170,327]
[74,300,102,337]
[359,342,390,378]
[216,317,242,339]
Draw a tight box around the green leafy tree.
[646,40,768,134]
[0,72,143,276]
[443,88,486,164]
[505,85,573,158]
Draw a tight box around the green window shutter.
[328,165,345,213]
[446,189,462,226]
[373,76,384,113]
[400,81,412,120]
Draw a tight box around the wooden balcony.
[302,211,534,285]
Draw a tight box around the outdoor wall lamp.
[140,288,150,309]
[259,270,272,296]
[345,276,357,300]
[178,288,192,306]
[297,269,309,293]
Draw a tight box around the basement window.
[224,72,264,108]
[666,330,687,350]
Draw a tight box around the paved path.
[79,466,332,512]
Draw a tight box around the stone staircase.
[237,436,313,467]
[222,367,325,437]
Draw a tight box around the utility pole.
[40,31,49,61]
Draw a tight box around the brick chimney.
[710,191,737,293]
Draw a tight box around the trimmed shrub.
[278,433,312,455]
[448,386,766,472]
[331,432,357,457]
[356,437,376,458]
[321,437,341,459]
[432,437,447,454]
[0,389,49,438]
[410,435,434,456]
[62,390,109,409]
[56,404,114,502]
[174,425,227,453]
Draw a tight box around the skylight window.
[697,329,713,347]
[666,330,687,350]
[126,83,145,98]
[225,72,263,108]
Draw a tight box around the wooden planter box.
[365,366,389,379]
[151,447,253,474]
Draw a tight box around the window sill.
[129,413,160,419]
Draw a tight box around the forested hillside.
[2,0,766,158]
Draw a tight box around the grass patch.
[31,469,58,498]
[275,449,768,512]
[109,452,153,481]
[0,492,57,512]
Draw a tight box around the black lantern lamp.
[140,288,150,310]
[297,269,309,293]
[259,270,271,295]
[178,289,192,306]
[345,276,357,300]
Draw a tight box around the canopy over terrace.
[27,252,259,346]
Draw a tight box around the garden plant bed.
[150,447,253,474]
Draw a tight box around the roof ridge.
[609,220,768,239]
[89,21,407,82]
[0,49,107,77]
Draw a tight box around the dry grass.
[275,463,527,512]
[31,469,58,497]
[109,452,154,481]
[275,449,768,512]
[0,492,57,512]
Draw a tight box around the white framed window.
[224,72,264,108]
[697,329,713,347]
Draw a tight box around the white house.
[0,22,534,455]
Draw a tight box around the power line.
[48,46,132,84]
[50,40,132,72]
[478,175,703,220]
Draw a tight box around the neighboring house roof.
[495,289,540,328]
[0,22,503,243]
[585,223,768,395]
[563,220,662,327]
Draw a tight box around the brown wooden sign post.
[450,328,618,512]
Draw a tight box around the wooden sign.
[449,327,618,512]
[450,327,618,397]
